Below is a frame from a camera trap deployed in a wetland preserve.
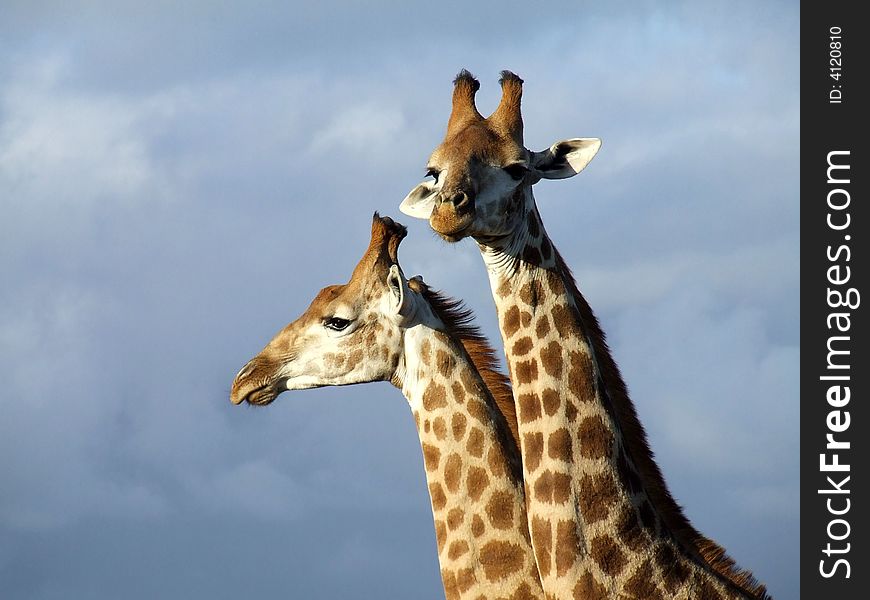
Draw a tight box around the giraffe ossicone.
[231,214,545,600]
[400,70,770,600]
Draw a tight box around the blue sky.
[0,1,798,598]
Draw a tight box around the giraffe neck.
[476,194,759,600]
[397,322,544,600]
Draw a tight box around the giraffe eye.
[425,168,440,182]
[503,163,528,181]
[323,317,351,331]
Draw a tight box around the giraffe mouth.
[430,215,474,242]
[242,385,278,406]
[231,379,282,406]
[429,201,474,242]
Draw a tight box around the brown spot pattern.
[526,212,540,238]
[567,351,597,404]
[466,397,490,426]
[518,392,541,423]
[434,519,447,553]
[456,568,475,594]
[503,306,521,338]
[478,541,526,582]
[554,520,580,576]
[483,490,511,527]
[540,237,552,261]
[590,534,626,576]
[550,303,574,337]
[520,310,532,327]
[466,466,489,501]
[577,414,614,459]
[695,574,725,600]
[433,416,447,440]
[522,245,542,265]
[511,582,538,600]
[624,559,664,600]
[535,315,550,338]
[565,400,579,421]
[523,432,544,472]
[547,427,572,462]
[441,569,459,600]
[455,567,474,594]
[577,472,618,524]
[435,349,454,378]
[466,427,485,458]
[422,443,441,471]
[540,340,563,378]
[546,270,566,295]
[530,516,552,578]
[616,504,647,552]
[471,514,486,537]
[512,336,534,356]
[444,453,462,493]
[533,470,571,504]
[451,381,466,404]
[655,543,689,593]
[551,472,572,504]
[573,572,607,600]
[541,388,561,416]
[487,446,508,478]
[448,540,470,561]
[519,280,544,307]
[423,383,448,411]
[420,339,431,365]
[451,412,467,441]
[515,359,538,384]
[460,366,481,395]
[447,507,464,531]
[617,451,642,495]
[347,349,363,369]
[429,482,447,511]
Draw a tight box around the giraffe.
[230,214,545,600]
[400,70,770,600]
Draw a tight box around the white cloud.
[309,103,406,156]
[0,56,169,210]
[0,2,798,597]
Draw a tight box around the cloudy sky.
[0,1,798,598]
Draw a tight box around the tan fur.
[447,69,484,138]
[411,279,522,460]
[408,70,770,600]
[232,214,545,600]
[488,71,524,144]
[554,249,770,599]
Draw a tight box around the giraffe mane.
[413,281,523,469]
[553,248,771,600]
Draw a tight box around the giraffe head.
[400,70,601,242]
[230,214,435,405]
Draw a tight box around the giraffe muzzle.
[430,192,475,241]
[230,358,282,405]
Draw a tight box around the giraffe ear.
[530,138,601,180]
[400,181,439,219]
[387,264,415,318]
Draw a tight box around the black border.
[801,3,867,597]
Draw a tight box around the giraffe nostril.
[443,191,471,210]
